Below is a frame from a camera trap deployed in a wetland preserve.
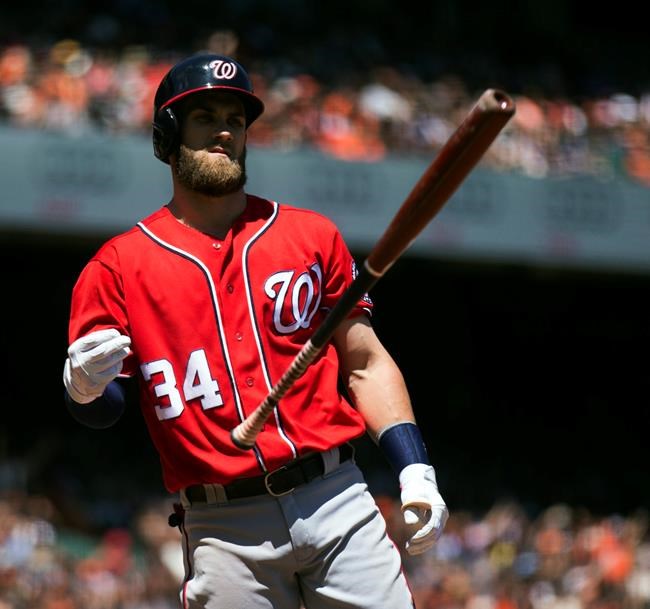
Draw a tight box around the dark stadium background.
[2,0,649,528]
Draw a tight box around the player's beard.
[174,145,247,197]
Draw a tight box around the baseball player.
[63,53,448,609]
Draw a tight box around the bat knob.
[230,428,255,451]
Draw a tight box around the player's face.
[173,91,248,197]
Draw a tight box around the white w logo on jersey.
[264,263,323,334]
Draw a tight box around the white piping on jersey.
[240,200,298,459]
[136,221,269,473]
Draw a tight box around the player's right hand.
[63,329,131,404]
[399,463,449,556]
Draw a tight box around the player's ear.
[153,106,179,163]
[167,144,181,172]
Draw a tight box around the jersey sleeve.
[321,222,373,318]
[68,246,137,377]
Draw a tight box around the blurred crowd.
[0,490,181,609]
[1,488,648,609]
[2,35,650,186]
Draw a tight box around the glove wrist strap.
[377,421,430,474]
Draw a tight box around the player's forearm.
[345,358,416,440]
[334,315,417,438]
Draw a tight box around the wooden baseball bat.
[231,88,516,450]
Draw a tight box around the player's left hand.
[399,463,449,555]
[63,328,131,404]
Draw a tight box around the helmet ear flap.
[152,106,179,163]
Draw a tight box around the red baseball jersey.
[69,195,373,492]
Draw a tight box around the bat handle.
[230,340,322,449]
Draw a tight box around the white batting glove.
[399,463,449,555]
[63,329,131,404]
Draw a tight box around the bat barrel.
[366,89,515,275]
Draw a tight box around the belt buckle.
[264,465,294,497]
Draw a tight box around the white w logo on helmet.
[209,60,237,80]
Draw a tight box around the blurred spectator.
[315,88,386,161]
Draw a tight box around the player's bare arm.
[333,314,415,438]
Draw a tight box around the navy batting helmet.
[152,53,265,163]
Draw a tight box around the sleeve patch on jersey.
[351,260,373,306]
